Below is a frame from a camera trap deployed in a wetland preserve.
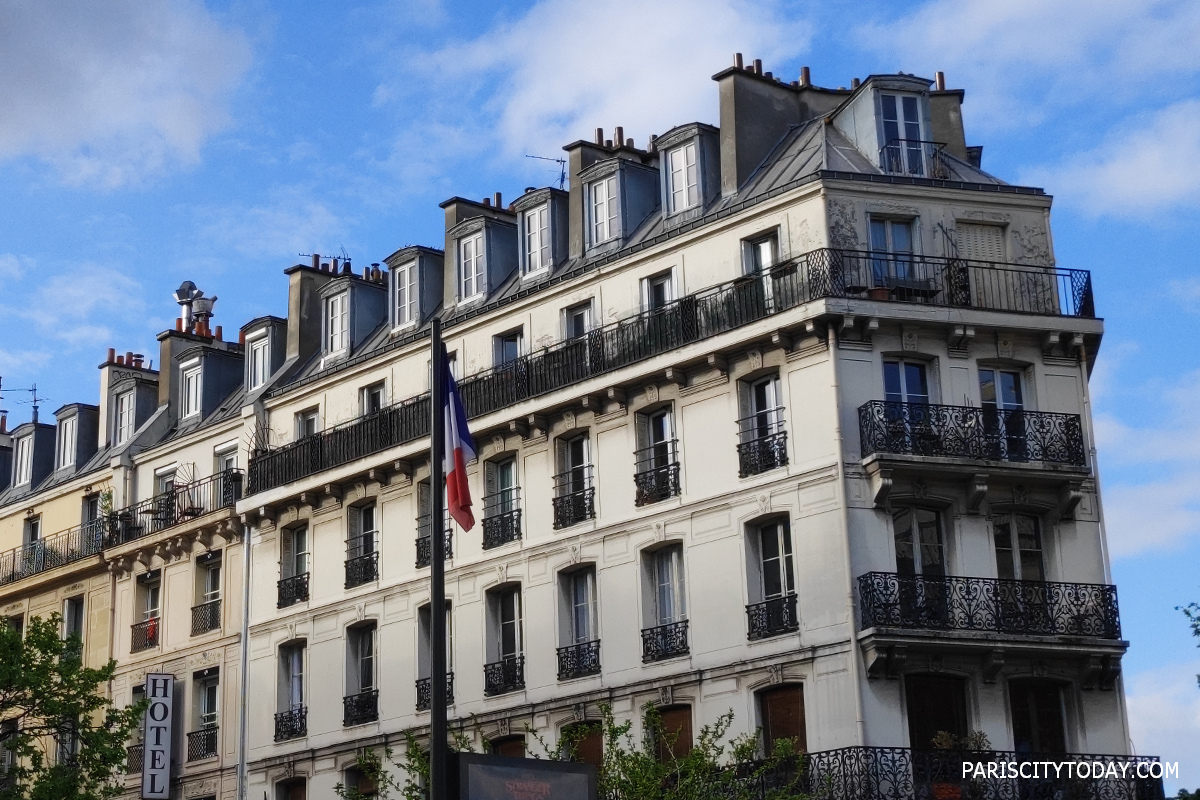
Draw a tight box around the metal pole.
[429,317,448,800]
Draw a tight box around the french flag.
[442,349,476,531]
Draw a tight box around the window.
[197,674,219,729]
[523,204,551,274]
[652,546,686,626]
[115,390,135,445]
[880,94,924,175]
[13,435,32,486]
[869,218,915,285]
[493,330,523,366]
[55,718,78,765]
[279,643,305,711]
[980,368,1023,411]
[22,515,40,547]
[883,360,929,405]
[893,508,945,576]
[155,469,176,497]
[346,504,378,588]
[495,588,522,661]
[393,260,418,327]
[347,623,376,696]
[643,271,674,311]
[760,685,806,753]
[565,722,603,766]
[276,779,306,800]
[634,406,679,505]
[558,434,590,494]
[200,558,221,604]
[459,233,485,300]
[483,458,521,548]
[666,142,699,214]
[993,513,1044,581]
[182,363,202,417]
[737,374,787,475]
[6,614,23,638]
[295,409,319,439]
[757,521,795,601]
[564,301,592,340]
[141,573,161,622]
[248,335,271,389]
[344,767,378,798]
[281,526,310,580]
[590,176,618,244]
[490,736,526,758]
[956,223,1005,262]
[326,292,349,353]
[1,719,17,774]
[417,602,454,680]
[485,587,524,695]
[1009,679,1066,754]
[56,415,77,469]
[654,706,693,761]
[63,596,84,641]
[905,673,967,749]
[744,233,778,273]
[567,568,597,645]
[361,382,385,415]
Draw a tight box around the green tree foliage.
[0,614,143,800]
[1180,601,1200,687]
[336,704,806,800]
[1174,789,1199,800]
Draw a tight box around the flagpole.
[429,316,448,800]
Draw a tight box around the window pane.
[904,363,928,402]
[893,509,916,575]
[883,361,902,403]
[915,509,944,576]
[993,519,1015,580]
[979,369,997,406]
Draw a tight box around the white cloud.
[0,254,32,281]
[197,188,347,260]
[1125,660,1200,792]
[0,0,251,186]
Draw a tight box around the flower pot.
[868,287,892,301]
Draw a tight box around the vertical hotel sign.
[141,673,174,799]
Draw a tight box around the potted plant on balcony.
[928,731,993,800]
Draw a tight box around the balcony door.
[892,508,948,625]
[569,569,597,645]
[760,685,806,753]
[870,218,915,285]
[559,434,591,496]
[880,95,923,174]
[1009,679,1067,754]
[980,368,1027,460]
[993,513,1049,630]
[740,375,783,444]
[497,589,522,662]
[653,547,686,626]
[882,361,931,451]
[905,673,967,750]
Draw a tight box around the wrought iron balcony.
[641,620,689,662]
[274,707,307,741]
[277,573,310,608]
[186,727,218,761]
[482,489,522,549]
[858,401,1087,466]
[415,672,455,711]
[879,138,950,179]
[415,531,453,568]
[737,411,788,478]
[125,743,143,774]
[344,552,379,589]
[191,599,221,635]
[484,655,526,696]
[131,617,160,653]
[858,572,1121,639]
[343,689,379,726]
[634,440,680,506]
[557,639,601,680]
[552,466,595,529]
[746,594,799,640]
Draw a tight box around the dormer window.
[666,142,698,214]
[248,335,270,390]
[56,416,77,469]
[523,205,550,275]
[879,94,925,175]
[181,361,202,418]
[326,292,349,354]
[115,391,135,445]
[590,176,618,244]
[393,261,418,328]
[13,435,33,486]
[459,233,485,301]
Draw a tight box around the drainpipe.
[827,324,868,746]
[237,516,252,798]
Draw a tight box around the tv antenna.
[8,382,48,423]
[525,154,567,190]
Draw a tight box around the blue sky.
[1,0,1198,780]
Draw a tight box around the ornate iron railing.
[642,620,689,662]
[482,488,521,549]
[858,401,1087,466]
[274,707,306,741]
[186,727,218,761]
[415,672,454,711]
[634,440,680,506]
[191,599,221,635]
[343,690,379,726]
[879,138,951,179]
[125,743,143,774]
[131,617,159,653]
[746,594,799,640]
[415,531,453,568]
[858,572,1121,639]
[277,573,309,608]
[553,465,595,529]
[344,552,379,589]
[483,655,526,696]
[557,640,601,680]
[737,410,789,478]
[245,250,1094,495]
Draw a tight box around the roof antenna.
[14,382,48,424]
[525,154,568,190]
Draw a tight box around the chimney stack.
[753,58,762,75]
[116,354,125,365]
[107,347,116,364]
[483,197,491,207]
[0,414,6,434]
[493,191,502,208]
[734,53,743,69]
[215,326,223,341]
[800,66,811,86]
[851,77,860,89]
[935,71,946,91]
[614,127,624,146]
[595,127,604,145]
[311,253,320,270]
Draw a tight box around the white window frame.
[523,204,551,275]
[197,675,219,729]
[348,624,376,695]
[652,546,686,625]
[13,435,32,486]
[280,643,305,711]
[493,329,523,367]
[247,333,270,390]
[563,301,593,340]
[181,360,202,418]
[295,408,319,439]
[569,568,597,644]
[589,176,619,245]
[666,141,699,214]
[393,260,419,328]
[326,292,349,354]
[115,390,135,445]
[642,270,675,311]
[459,232,485,302]
[56,415,77,469]
[360,382,386,416]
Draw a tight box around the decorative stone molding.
[864,643,906,679]
[968,474,989,514]
[982,649,1005,683]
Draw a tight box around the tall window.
[980,368,1027,459]
[994,513,1044,581]
[0,719,17,774]
[644,271,674,310]
[295,409,319,439]
[200,558,221,604]
[347,623,376,696]
[495,588,522,661]
[524,204,550,273]
[880,94,923,175]
[757,521,795,601]
[493,330,523,366]
[141,573,161,622]
[568,568,597,644]
[197,674,219,729]
[905,674,967,749]
[115,390,135,445]
[460,233,485,300]
[590,176,618,244]
[215,447,237,474]
[869,218,915,283]
[417,603,454,679]
[893,508,945,576]
[564,301,591,340]
[737,374,786,461]
[666,142,699,213]
[279,643,305,711]
[393,260,418,327]
[654,706,693,762]
[22,515,40,547]
[13,435,32,485]
[360,382,385,415]
[635,406,679,505]
[281,526,309,580]
[883,360,929,404]
[1009,679,1067,753]
[349,504,377,560]
[248,336,270,389]
[652,546,686,626]
[744,233,778,273]
[182,363,202,418]
[63,596,84,642]
[56,415,77,469]
[326,293,349,353]
[760,685,807,753]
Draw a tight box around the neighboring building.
[0,58,1158,800]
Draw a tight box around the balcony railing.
[642,620,689,662]
[415,530,453,568]
[274,707,306,741]
[245,251,1094,496]
[634,440,680,506]
[344,551,379,589]
[557,640,601,680]
[0,469,243,588]
[343,689,379,726]
[858,572,1121,639]
[552,466,595,529]
[737,410,788,478]
[484,655,526,696]
[859,401,1088,466]
[131,617,159,653]
[415,672,455,711]
[746,594,799,640]
[277,573,310,608]
[125,743,143,774]
[879,138,951,179]
[191,599,221,635]
[186,727,218,761]
[482,489,522,549]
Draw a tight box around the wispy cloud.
[1125,660,1200,789]
[0,0,252,187]
[196,187,348,260]
[0,254,32,281]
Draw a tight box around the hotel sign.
[141,673,174,799]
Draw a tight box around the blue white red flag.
[442,349,476,530]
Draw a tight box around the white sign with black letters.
[141,673,174,799]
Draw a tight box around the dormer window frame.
[587,174,620,247]
[114,389,135,446]
[520,203,551,277]
[181,358,203,419]
[246,330,271,391]
[391,260,419,330]
[13,434,33,487]
[665,141,699,215]
[458,231,486,304]
[56,414,77,470]
[325,291,350,356]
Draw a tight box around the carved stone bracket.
[509,418,531,439]
[864,643,907,680]
[707,353,728,378]
[968,473,989,514]
[865,464,893,508]
[771,330,792,352]
[1057,481,1084,521]
[982,649,1005,683]
[663,367,687,387]
[605,387,627,414]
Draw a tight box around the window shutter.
[635,413,650,454]
[555,438,568,474]
[484,461,498,500]
[280,531,294,579]
[419,481,431,520]
[956,223,1005,262]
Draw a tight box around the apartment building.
[0,58,1159,800]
